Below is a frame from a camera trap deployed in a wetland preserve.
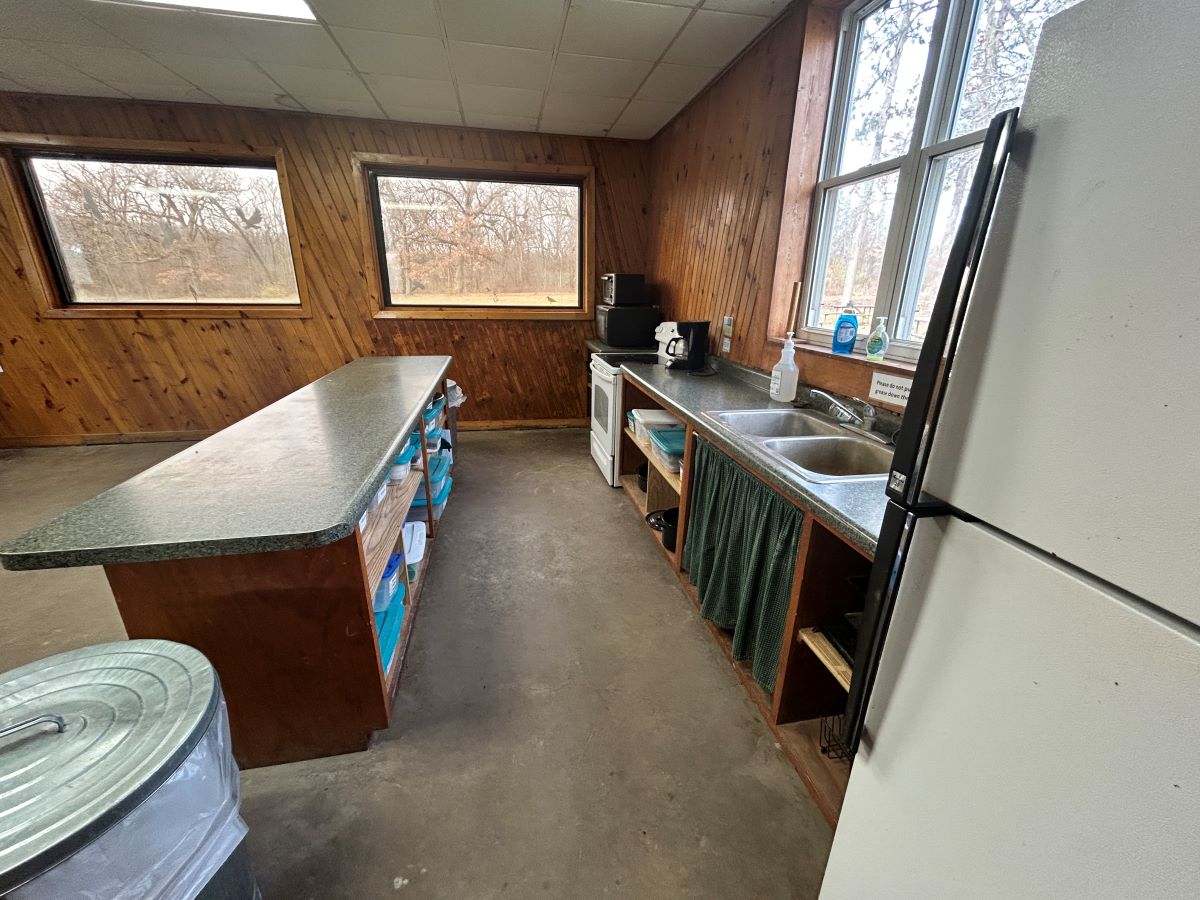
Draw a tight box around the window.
[18,152,301,307]
[366,167,585,314]
[800,0,1081,356]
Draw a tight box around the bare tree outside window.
[803,0,1082,356]
[24,156,299,305]
[372,173,581,309]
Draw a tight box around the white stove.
[589,351,656,485]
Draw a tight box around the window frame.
[357,154,596,322]
[796,0,1006,361]
[0,134,310,319]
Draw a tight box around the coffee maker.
[663,321,709,370]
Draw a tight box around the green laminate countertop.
[620,362,888,556]
[0,356,451,570]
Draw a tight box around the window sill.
[374,306,592,322]
[40,305,310,320]
[766,335,918,375]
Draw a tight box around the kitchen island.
[0,356,453,767]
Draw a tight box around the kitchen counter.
[0,356,451,570]
[620,362,888,555]
[585,338,658,354]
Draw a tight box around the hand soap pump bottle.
[865,316,890,361]
[770,331,800,402]
[832,305,859,355]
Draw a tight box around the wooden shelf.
[384,554,430,701]
[620,473,678,565]
[798,628,852,691]
[624,426,682,493]
[362,470,423,592]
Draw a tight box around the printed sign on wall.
[869,371,913,407]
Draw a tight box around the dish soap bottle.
[865,316,890,361]
[770,331,799,402]
[832,306,859,355]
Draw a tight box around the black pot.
[636,463,648,492]
[645,507,680,552]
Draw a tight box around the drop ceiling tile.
[663,8,767,68]
[306,0,440,36]
[606,120,656,139]
[458,84,541,117]
[78,5,246,59]
[331,28,451,78]
[383,105,463,126]
[103,82,218,103]
[541,92,626,121]
[0,40,130,96]
[548,53,652,97]
[151,54,279,94]
[703,0,785,15]
[560,0,690,62]
[464,112,539,132]
[205,90,303,110]
[0,0,131,47]
[363,74,459,111]
[623,0,698,5]
[30,42,191,87]
[302,96,386,118]
[440,0,566,50]
[539,118,612,137]
[612,97,677,136]
[230,19,347,67]
[449,42,552,91]
[260,64,373,103]
[636,62,717,102]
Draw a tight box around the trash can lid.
[0,639,220,894]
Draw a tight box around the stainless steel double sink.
[704,409,893,483]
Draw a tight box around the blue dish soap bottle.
[832,305,859,355]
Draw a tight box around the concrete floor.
[0,430,832,898]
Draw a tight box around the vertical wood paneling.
[645,0,900,404]
[0,94,650,444]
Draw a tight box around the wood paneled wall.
[646,0,914,404]
[0,94,649,445]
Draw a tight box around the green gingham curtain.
[682,438,803,693]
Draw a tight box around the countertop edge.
[620,365,881,557]
[0,356,451,570]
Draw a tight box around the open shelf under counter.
[623,426,682,494]
[361,470,424,593]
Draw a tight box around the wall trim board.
[1,429,215,448]
[457,418,588,431]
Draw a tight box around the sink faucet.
[809,390,876,430]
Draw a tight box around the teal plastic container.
[832,307,859,355]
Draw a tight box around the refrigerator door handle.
[845,502,916,752]
[887,108,1019,507]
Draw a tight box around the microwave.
[601,273,648,306]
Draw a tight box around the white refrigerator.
[822,0,1200,896]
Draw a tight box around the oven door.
[589,359,620,454]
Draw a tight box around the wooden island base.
[106,532,391,769]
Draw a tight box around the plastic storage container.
[407,476,452,523]
[422,397,446,433]
[368,481,388,511]
[373,585,406,674]
[648,428,686,473]
[0,640,256,899]
[632,408,683,442]
[415,455,450,502]
[374,553,402,612]
[403,520,427,581]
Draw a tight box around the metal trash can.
[0,640,257,899]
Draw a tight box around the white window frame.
[797,0,1002,361]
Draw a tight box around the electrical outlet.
[721,316,733,353]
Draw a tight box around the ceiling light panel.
[90,0,316,21]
